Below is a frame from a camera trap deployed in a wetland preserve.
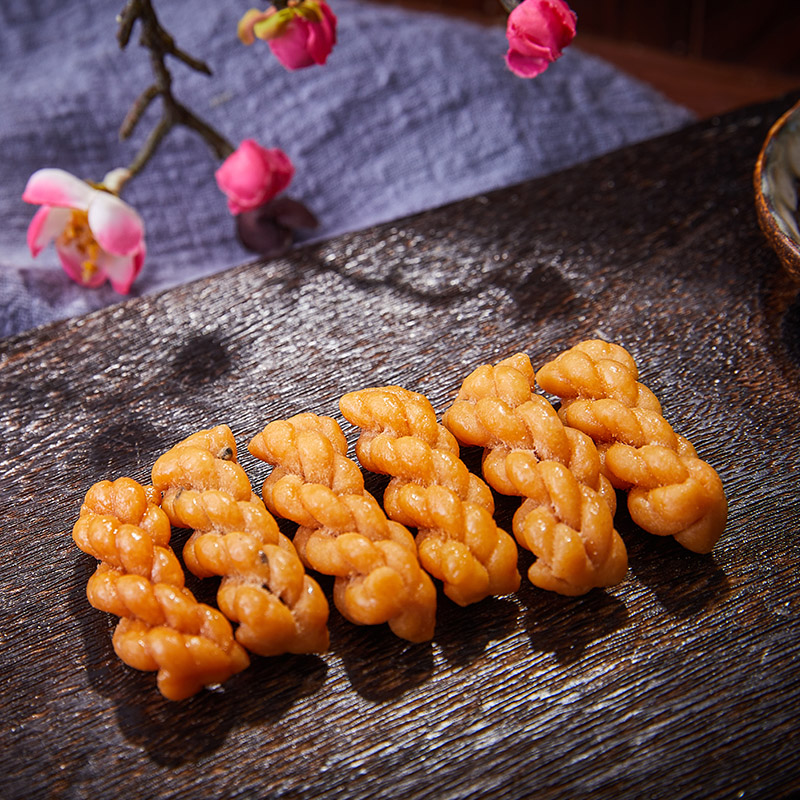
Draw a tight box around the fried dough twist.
[72,477,249,701]
[248,413,437,642]
[151,425,329,656]
[535,340,727,553]
[338,386,520,606]
[442,353,628,596]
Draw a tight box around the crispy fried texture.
[535,340,727,553]
[248,413,436,642]
[151,425,329,656]
[443,354,628,596]
[339,386,520,606]
[72,477,249,701]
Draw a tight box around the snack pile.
[72,477,249,700]
[248,412,437,643]
[71,340,727,700]
[535,340,727,554]
[442,353,628,596]
[151,425,330,657]
[339,386,520,606]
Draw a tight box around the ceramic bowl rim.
[754,98,800,279]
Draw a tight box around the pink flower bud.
[505,0,577,79]
[214,140,295,215]
[238,1,337,71]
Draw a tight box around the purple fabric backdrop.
[0,0,693,339]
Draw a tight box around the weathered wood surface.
[2,93,799,800]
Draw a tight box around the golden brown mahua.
[151,425,330,656]
[443,354,628,596]
[339,386,520,606]
[248,413,437,642]
[72,477,249,701]
[535,340,727,553]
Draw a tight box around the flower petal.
[27,205,70,257]
[307,3,337,64]
[505,50,549,78]
[306,20,329,65]
[99,245,146,295]
[87,191,145,256]
[320,2,338,40]
[55,241,107,288]
[22,168,94,210]
[269,19,316,70]
[265,149,295,197]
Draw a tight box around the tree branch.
[127,115,171,178]
[117,0,234,181]
[119,83,160,139]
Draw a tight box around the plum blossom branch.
[23,0,575,296]
[116,0,234,182]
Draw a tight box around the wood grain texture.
[2,93,800,800]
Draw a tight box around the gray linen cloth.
[0,0,693,339]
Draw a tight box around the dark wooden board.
[2,92,799,800]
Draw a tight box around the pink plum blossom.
[214,140,295,215]
[505,0,577,78]
[238,1,337,71]
[22,168,146,294]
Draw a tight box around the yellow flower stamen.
[57,209,102,283]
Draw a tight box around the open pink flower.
[23,168,146,294]
[505,0,577,78]
[215,140,294,215]
[238,1,337,71]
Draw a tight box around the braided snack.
[442,353,628,596]
[72,477,249,701]
[248,413,437,642]
[151,425,330,657]
[535,339,727,553]
[338,386,520,606]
